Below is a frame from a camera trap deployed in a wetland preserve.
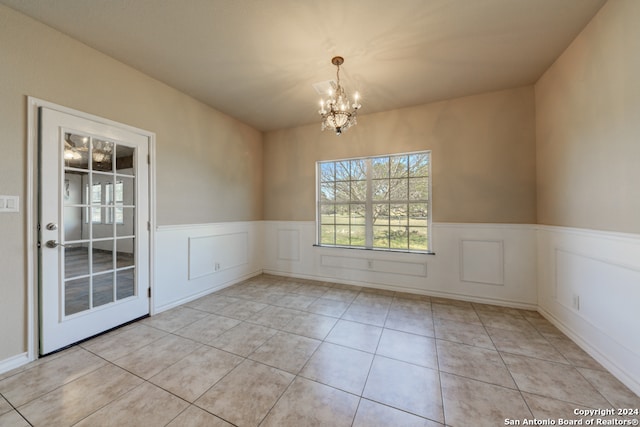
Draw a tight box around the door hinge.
[148,288,151,298]
[147,154,150,164]
[147,221,150,231]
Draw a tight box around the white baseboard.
[0,352,30,376]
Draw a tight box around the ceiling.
[1,0,606,132]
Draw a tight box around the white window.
[90,183,102,224]
[317,151,431,253]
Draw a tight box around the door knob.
[46,223,58,230]
[45,240,65,248]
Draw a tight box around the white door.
[39,107,150,355]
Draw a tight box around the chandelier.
[318,56,361,135]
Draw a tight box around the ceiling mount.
[331,56,344,67]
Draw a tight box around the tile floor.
[1,274,638,426]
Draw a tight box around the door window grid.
[62,132,137,316]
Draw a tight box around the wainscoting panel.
[537,226,640,395]
[155,222,262,313]
[460,239,504,285]
[263,221,537,308]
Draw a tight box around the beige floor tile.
[377,329,438,369]
[299,342,373,395]
[80,323,167,361]
[281,311,338,339]
[472,302,526,317]
[141,306,209,332]
[291,284,330,298]
[354,292,394,308]
[246,305,300,329]
[342,303,389,326]
[353,399,443,427]
[305,297,350,317]
[385,304,434,335]
[502,353,611,408]
[325,319,382,353]
[525,316,566,338]
[0,348,107,407]
[440,372,532,427]
[363,356,443,422]
[75,382,188,427]
[166,405,234,427]
[150,346,243,402]
[477,311,538,333]
[18,364,142,426]
[216,300,269,320]
[393,292,431,303]
[546,337,604,370]
[0,411,30,427]
[430,297,473,308]
[0,396,11,416]
[210,322,278,357]
[321,287,359,303]
[433,318,495,349]
[185,294,242,313]
[195,360,294,427]
[577,367,640,408]
[436,340,516,388]
[432,303,482,325]
[266,293,317,309]
[261,377,359,427]
[114,334,200,379]
[522,392,596,422]
[249,331,321,374]
[174,313,241,345]
[487,326,569,363]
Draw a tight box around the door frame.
[26,97,157,361]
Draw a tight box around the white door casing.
[39,106,151,355]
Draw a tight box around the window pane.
[320,225,335,245]
[389,179,408,201]
[116,238,135,268]
[335,181,351,202]
[92,139,114,172]
[409,177,428,200]
[116,207,135,237]
[390,204,408,226]
[119,177,135,206]
[117,269,135,300]
[409,228,428,251]
[93,272,114,308]
[115,145,135,174]
[335,224,350,245]
[372,179,389,201]
[65,277,90,315]
[409,153,429,177]
[320,162,335,182]
[320,205,336,224]
[320,182,335,202]
[64,133,90,170]
[350,204,366,226]
[373,204,389,226]
[335,205,350,224]
[350,225,365,247]
[350,159,366,180]
[390,155,409,178]
[409,203,428,227]
[389,226,409,249]
[371,157,389,179]
[373,226,390,248]
[350,180,366,201]
[336,161,350,181]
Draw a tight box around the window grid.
[318,151,430,253]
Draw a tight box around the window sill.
[313,244,435,255]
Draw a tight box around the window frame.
[316,150,432,254]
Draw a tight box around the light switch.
[0,195,19,213]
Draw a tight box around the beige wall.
[535,0,640,234]
[0,5,262,360]
[263,86,537,223]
